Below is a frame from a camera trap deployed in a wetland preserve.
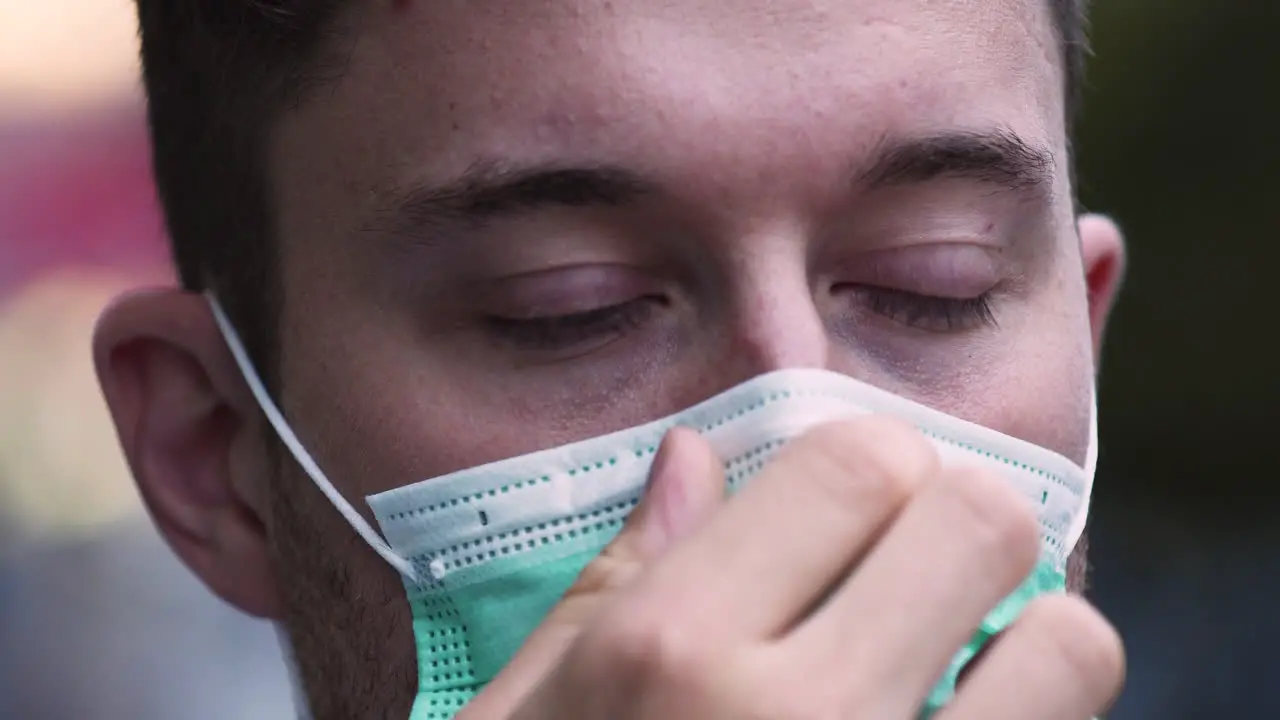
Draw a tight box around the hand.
[461,417,1125,719]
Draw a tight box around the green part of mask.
[405,526,1066,720]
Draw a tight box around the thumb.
[563,426,726,606]
[461,426,725,717]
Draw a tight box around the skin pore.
[94,0,1125,718]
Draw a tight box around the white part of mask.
[366,368,1096,585]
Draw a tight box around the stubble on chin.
[1066,531,1090,595]
[268,460,420,720]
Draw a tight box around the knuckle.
[554,554,643,626]
[568,551,641,597]
[786,416,937,509]
[773,704,846,720]
[587,602,711,687]
[939,466,1041,572]
[779,694,865,720]
[751,651,877,720]
[1023,595,1127,700]
[748,686,846,720]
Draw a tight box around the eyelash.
[484,298,661,351]
[858,287,998,332]
[485,287,996,351]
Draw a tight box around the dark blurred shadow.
[1079,2,1279,718]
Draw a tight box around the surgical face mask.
[209,295,1097,720]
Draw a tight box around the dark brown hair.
[135,0,1091,380]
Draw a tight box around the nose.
[713,244,831,381]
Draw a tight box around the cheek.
[281,329,477,496]
[977,294,1095,466]
[855,296,1094,465]
[990,342,1092,465]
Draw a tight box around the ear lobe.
[93,288,284,618]
[1077,214,1128,367]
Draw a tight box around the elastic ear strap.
[206,293,417,581]
[1063,385,1099,554]
[1085,385,1099,479]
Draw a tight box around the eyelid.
[829,244,1002,298]
[483,297,662,354]
[477,264,661,319]
[858,287,998,332]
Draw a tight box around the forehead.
[274,0,1065,231]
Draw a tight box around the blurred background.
[0,1,1274,718]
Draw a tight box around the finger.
[937,594,1125,720]
[630,416,937,643]
[461,427,726,718]
[566,426,728,605]
[787,466,1040,716]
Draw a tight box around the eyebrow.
[372,128,1054,241]
[371,162,656,241]
[856,128,1056,195]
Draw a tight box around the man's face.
[96,0,1125,717]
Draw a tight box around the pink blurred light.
[0,108,169,293]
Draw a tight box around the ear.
[93,288,283,618]
[1077,213,1127,368]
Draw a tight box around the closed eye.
[849,286,998,332]
[483,296,665,351]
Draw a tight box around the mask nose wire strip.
[207,293,418,582]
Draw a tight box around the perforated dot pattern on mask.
[405,426,1074,580]
[411,595,481,718]
[381,389,1074,527]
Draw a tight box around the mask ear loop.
[206,293,418,582]
[1062,384,1099,555]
